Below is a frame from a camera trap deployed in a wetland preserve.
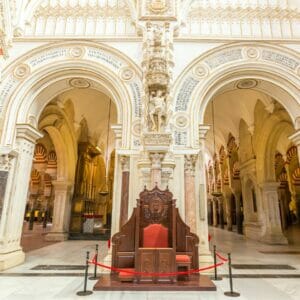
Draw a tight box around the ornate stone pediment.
[139,0,177,20]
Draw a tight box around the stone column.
[224,192,233,231]
[0,124,42,271]
[261,182,288,244]
[45,181,73,241]
[212,198,218,227]
[233,191,243,234]
[278,187,287,230]
[184,154,197,233]
[197,125,214,271]
[149,152,164,188]
[119,155,130,229]
[217,196,225,229]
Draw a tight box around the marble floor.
[1,226,300,299]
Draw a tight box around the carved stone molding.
[184,154,198,175]
[139,0,177,20]
[119,67,135,82]
[0,153,16,171]
[69,47,85,59]
[149,152,165,169]
[143,133,172,151]
[13,64,31,80]
[120,155,130,172]
[244,47,260,60]
[69,78,90,89]
[132,120,141,137]
[192,64,209,79]
[16,124,43,144]
[174,113,189,129]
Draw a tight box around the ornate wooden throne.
[111,186,199,283]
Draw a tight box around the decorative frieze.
[129,82,142,118]
[175,76,199,111]
[174,131,187,146]
[261,50,299,71]
[205,49,243,69]
[24,0,136,37]
[143,133,172,151]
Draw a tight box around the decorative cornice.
[16,124,43,143]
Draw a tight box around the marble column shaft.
[46,181,73,241]
[261,182,288,244]
[184,154,197,233]
[119,156,130,229]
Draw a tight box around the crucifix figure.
[149,89,166,132]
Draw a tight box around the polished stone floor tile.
[1,226,300,299]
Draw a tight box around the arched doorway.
[173,43,300,245]
[0,41,141,269]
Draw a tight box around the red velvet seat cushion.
[143,224,168,248]
[176,255,191,263]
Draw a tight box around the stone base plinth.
[261,232,288,245]
[45,232,69,242]
[0,249,25,271]
[198,251,214,275]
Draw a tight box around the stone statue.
[149,89,167,131]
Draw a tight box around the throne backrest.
[143,224,168,248]
[137,186,176,249]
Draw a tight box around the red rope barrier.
[215,252,228,262]
[88,258,225,277]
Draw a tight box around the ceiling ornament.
[13,64,31,79]
[69,78,90,89]
[236,79,258,89]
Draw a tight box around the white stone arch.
[0,41,143,149]
[38,104,77,182]
[173,43,300,148]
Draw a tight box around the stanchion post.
[89,244,100,280]
[212,245,222,281]
[224,253,240,297]
[28,209,35,230]
[76,251,93,296]
[42,210,48,229]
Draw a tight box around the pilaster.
[260,182,288,245]
[119,155,130,229]
[184,154,197,233]
[0,124,42,270]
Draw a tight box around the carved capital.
[120,155,130,172]
[0,152,16,171]
[149,152,165,169]
[184,154,198,175]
